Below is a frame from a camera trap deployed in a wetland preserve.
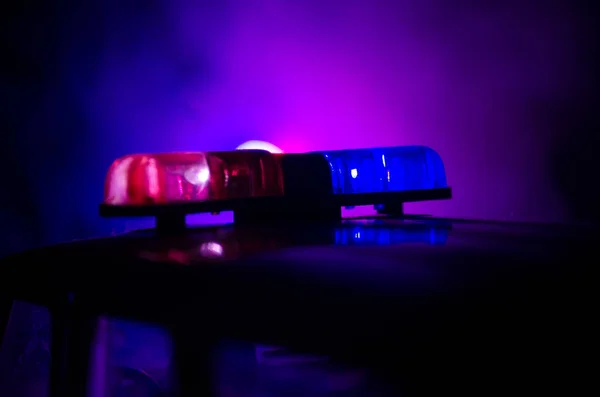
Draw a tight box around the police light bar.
[99,146,451,229]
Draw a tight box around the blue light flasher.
[313,146,447,195]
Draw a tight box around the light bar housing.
[99,146,451,229]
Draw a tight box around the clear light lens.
[236,140,283,153]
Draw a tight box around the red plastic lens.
[104,151,284,205]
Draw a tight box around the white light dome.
[236,140,283,153]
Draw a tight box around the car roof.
[2,215,597,265]
[2,215,596,370]
[2,215,596,307]
[2,215,597,263]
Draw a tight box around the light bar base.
[156,214,187,233]
[234,203,341,224]
[375,203,404,216]
[99,187,451,231]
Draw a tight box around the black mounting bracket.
[99,187,451,232]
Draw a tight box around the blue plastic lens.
[313,146,447,194]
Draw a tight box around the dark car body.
[0,215,596,396]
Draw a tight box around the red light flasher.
[104,151,284,206]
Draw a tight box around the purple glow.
[36,0,588,243]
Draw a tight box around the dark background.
[1,0,599,255]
